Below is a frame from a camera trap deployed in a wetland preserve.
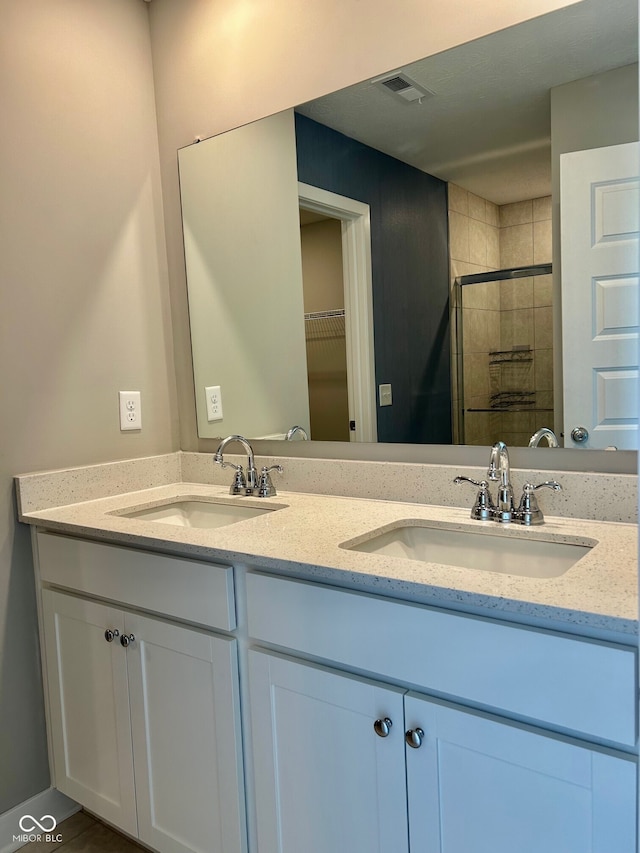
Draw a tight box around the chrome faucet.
[214,435,259,495]
[528,427,559,448]
[455,439,562,525]
[487,441,514,522]
[285,425,308,440]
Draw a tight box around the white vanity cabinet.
[246,572,637,853]
[36,532,246,853]
[31,525,638,853]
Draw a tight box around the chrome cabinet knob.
[571,426,589,443]
[120,633,135,648]
[373,717,393,738]
[405,727,425,749]
[104,628,119,643]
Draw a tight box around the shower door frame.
[455,263,553,446]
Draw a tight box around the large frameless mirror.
[179,0,638,451]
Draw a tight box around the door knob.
[570,426,589,443]
[104,628,119,643]
[120,633,135,647]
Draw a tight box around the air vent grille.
[375,72,435,104]
[381,76,412,93]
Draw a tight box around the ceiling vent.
[375,72,435,104]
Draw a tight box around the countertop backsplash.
[182,452,637,525]
[16,450,637,525]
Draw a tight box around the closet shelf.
[304,309,346,342]
[304,309,345,320]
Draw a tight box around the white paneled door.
[249,649,409,853]
[561,142,639,448]
[405,693,637,853]
[42,590,138,836]
[126,613,245,853]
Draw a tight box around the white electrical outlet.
[379,383,393,407]
[205,385,223,421]
[119,391,142,430]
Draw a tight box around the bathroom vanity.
[16,455,638,853]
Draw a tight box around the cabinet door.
[41,589,137,835]
[249,649,408,853]
[405,693,637,853]
[126,613,245,853]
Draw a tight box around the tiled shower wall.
[449,187,554,446]
[448,185,499,443]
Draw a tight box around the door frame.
[298,182,377,442]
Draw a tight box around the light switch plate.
[119,391,142,430]
[379,383,392,407]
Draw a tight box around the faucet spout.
[285,425,308,441]
[528,427,558,448]
[214,435,258,492]
[487,441,514,522]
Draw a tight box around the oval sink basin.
[343,522,595,579]
[117,498,284,530]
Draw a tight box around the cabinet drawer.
[37,531,235,631]
[246,572,636,746]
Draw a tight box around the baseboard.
[0,788,80,853]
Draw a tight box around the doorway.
[300,210,350,440]
[298,183,377,442]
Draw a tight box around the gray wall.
[0,0,177,814]
[550,63,639,433]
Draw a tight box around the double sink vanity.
[15,447,638,853]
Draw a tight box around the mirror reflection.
[179,0,638,449]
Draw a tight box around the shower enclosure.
[454,263,554,447]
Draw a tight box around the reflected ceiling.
[297,0,637,203]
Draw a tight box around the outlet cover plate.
[205,385,223,421]
[119,391,142,430]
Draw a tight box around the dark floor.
[23,812,146,852]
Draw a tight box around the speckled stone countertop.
[17,481,638,638]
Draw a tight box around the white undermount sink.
[116,498,285,530]
[343,522,595,579]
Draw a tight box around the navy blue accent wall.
[295,113,451,444]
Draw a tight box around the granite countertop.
[18,481,638,638]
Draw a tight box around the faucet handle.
[258,465,283,498]
[453,475,483,488]
[524,480,562,493]
[516,481,562,525]
[220,462,247,496]
[453,476,495,520]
